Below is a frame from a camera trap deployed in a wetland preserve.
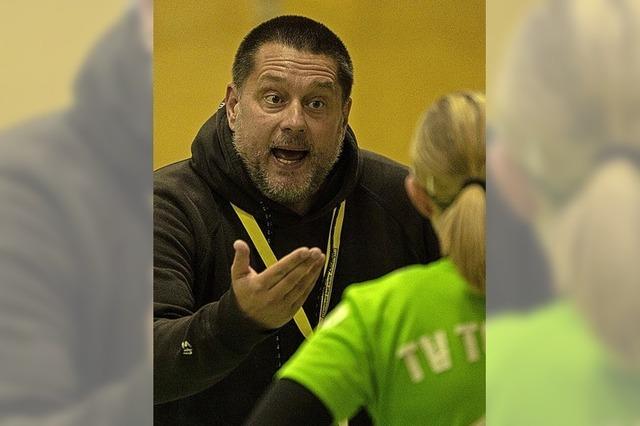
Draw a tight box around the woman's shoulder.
[343,258,474,318]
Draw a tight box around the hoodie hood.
[190,106,361,225]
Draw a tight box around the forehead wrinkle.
[257,74,286,84]
[311,81,336,92]
[261,56,336,70]
[258,58,338,80]
[256,68,338,89]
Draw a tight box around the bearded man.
[153,15,439,425]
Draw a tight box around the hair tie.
[461,177,486,191]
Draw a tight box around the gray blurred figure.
[488,0,640,424]
[486,160,552,314]
[0,2,152,425]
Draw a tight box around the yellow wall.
[0,1,127,129]
[154,1,485,169]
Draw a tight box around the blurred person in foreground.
[247,92,486,426]
[0,1,152,424]
[153,15,440,425]
[488,0,640,424]
[487,128,552,315]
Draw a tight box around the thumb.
[231,240,251,281]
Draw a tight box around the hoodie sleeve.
[153,182,272,404]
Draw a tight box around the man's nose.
[280,100,306,133]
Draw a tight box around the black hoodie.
[153,107,440,425]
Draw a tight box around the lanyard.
[231,201,346,339]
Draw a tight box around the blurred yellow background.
[0,1,127,128]
[0,1,544,165]
[154,1,485,169]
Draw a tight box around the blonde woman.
[247,92,486,426]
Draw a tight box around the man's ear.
[405,175,435,219]
[225,84,240,131]
[342,97,352,129]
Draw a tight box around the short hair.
[232,15,354,102]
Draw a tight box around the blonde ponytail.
[411,92,486,291]
[438,185,486,291]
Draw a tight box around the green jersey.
[278,258,485,425]
[488,302,640,425]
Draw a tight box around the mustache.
[270,134,311,150]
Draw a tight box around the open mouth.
[271,148,309,164]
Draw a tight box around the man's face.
[225,43,351,212]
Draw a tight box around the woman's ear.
[225,84,240,131]
[405,175,435,218]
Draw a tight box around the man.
[154,15,440,425]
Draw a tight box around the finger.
[297,255,325,304]
[259,246,311,289]
[288,254,325,307]
[230,240,251,281]
[270,248,323,295]
[275,249,324,301]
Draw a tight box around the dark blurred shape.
[0,9,151,425]
[487,119,553,314]
[486,171,552,315]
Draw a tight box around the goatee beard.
[232,128,344,211]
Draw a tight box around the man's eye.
[265,95,282,104]
[308,99,325,109]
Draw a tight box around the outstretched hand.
[231,240,325,329]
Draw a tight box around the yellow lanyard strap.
[232,203,345,338]
[231,204,313,338]
[318,201,345,324]
[232,202,348,426]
